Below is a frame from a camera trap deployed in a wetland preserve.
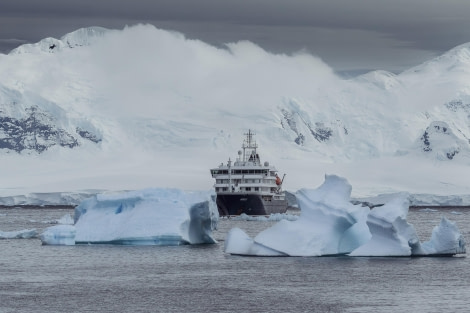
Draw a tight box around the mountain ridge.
[9,27,110,55]
[1,24,469,198]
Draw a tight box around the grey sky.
[1,0,470,74]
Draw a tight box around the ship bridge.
[210,129,287,215]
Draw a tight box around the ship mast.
[242,129,258,163]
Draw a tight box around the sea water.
[0,207,469,313]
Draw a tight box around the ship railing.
[215,190,279,196]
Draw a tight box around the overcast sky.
[1,0,470,74]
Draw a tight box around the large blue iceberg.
[225,175,466,257]
[40,188,218,245]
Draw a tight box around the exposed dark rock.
[419,121,464,160]
[76,127,102,143]
[421,131,431,152]
[281,109,298,133]
[309,122,333,142]
[281,108,338,144]
[446,150,459,160]
[444,99,470,112]
[294,133,305,145]
[0,106,79,153]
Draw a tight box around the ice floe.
[0,228,38,239]
[228,213,299,222]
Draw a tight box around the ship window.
[246,187,251,191]
[222,187,227,191]
[255,187,259,191]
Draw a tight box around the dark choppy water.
[1,207,469,313]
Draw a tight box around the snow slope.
[1,25,470,202]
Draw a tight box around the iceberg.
[40,188,218,246]
[224,227,286,256]
[349,194,422,256]
[56,213,74,225]
[225,175,466,257]
[350,195,466,256]
[40,225,76,245]
[0,228,38,239]
[225,175,371,256]
[419,217,466,255]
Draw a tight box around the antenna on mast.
[242,129,259,164]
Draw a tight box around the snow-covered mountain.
[1,25,470,202]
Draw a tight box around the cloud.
[2,1,470,71]
[83,24,339,121]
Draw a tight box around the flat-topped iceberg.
[225,175,466,257]
[40,188,218,246]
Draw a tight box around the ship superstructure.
[210,130,287,216]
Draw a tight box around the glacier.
[0,25,470,202]
[224,175,466,257]
[40,188,219,246]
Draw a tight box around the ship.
[210,130,288,216]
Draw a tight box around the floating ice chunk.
[224,228,286,256]
[40,225,76,245]
[230,213,298,221]
[419,217,466,255]
[419,208,438,213]
[350,197,467,256]
[43,214,75,225]
[349,194,421,256]
[225,175,371,256]
[225,175,467,257]
[41,188,218,246]
[0,228,38,239]
[253,175,371,256]
[57,214,74,225]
